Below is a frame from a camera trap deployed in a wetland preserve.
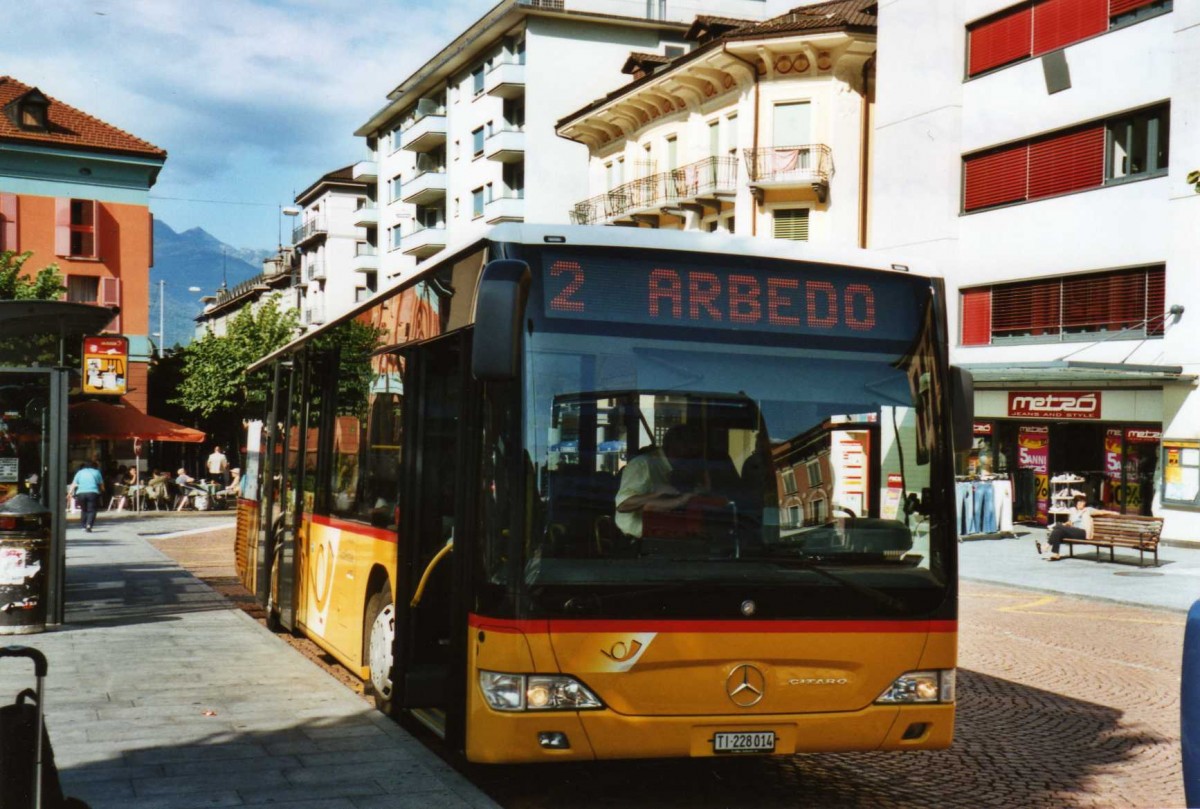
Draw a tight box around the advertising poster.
[1103,428,1123,510]
[82,336,129,396]
[1018,426,1049,525]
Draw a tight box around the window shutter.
[967,7,1032,76]
[0,193,17,252]
[99,277,121,333]
[992,277,1062,338]
[773,208,809,241]
[88,200,101,260]
[1033,0,1108,55]
[963,145,1029,211]
[1110,0,1159,16]
[54,197,71,256]
[960,288,993,345]
[1027,125,1105,199]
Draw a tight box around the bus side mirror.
[950,366,974,454]
[472,259,531,381]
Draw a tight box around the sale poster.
[1018,426,1049,525]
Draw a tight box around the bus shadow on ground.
[467,668,1178,808]
[60,560,233,629]
[48,714,473,809]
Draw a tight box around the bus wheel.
[365,588,395,713]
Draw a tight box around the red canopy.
[69,401,206,443]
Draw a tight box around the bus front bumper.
[464,702,954,763]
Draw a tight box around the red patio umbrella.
[68,401,206,443]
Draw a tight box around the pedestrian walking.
[206,445,230,487]
[68,460,105,532]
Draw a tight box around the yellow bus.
[235,224,972,763]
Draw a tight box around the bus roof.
[247,224,939,373]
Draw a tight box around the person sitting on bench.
[1039,494,1118,561]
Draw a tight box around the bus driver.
[614,423,706,538]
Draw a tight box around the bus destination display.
[541,252,922,341]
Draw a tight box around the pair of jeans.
[974,481,997,535]
[957,481,976,536]
[76,491,100,530]
[1048,523,1086,554]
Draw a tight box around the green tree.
[1189,169,1200,193]
[172,297,299,420]
[0,250,66,300]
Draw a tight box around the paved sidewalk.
[961,524,1200,612]
[0,513,499,809]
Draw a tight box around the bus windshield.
[501,247,953,619]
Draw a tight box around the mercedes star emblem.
[726,663,766,707]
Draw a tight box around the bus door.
[396,332,476,718]
[273,349,315,633]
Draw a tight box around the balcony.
[744,144,832,202]
[670,156,738,207]
[485,192,525,224]
[292,217,327,246]
[399,109,447,153]
[351,244,378,272]
[304,305,326,326]
[401,169,447,205]
[484,127,525,163]
[352,158,378,182]
[401,223,446,258]
[353,202,378,228]
[485,61,525,99]
[307,260,326,282]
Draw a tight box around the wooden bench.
[1061,514,1164,567]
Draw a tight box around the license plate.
[712,731,776,753]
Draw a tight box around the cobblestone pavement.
[156,525,1187,808]
[466,580,1186,809]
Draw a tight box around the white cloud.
[5,0,495,245]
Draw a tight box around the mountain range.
[150,219,274,350]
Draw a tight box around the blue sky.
[6,0,495,250]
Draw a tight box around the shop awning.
[962,360,1195,388]
[68,401,206,443]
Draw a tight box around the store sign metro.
[1008,391,1101,420]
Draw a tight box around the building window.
[0,193,17,252]
[503,162,524,196]
[708,121,720,157]
[960,265,1167,346]
[1108,105,1169,181]
[472,127,484,157]
[773,208,809,241]
[967,0,1173,78]
[472,187,484,218]
[388,175,403,203]
[726,114,738,156]
[788,504,802,527]
[66,275,99,303]
[666,136,678,171]
[962,103,1168,211]
[390,226,403,250]
[472,66,485,96]
[55,198,99,259]
[809,497,827,525]
[805,459,822,487]
[781,467,797,494]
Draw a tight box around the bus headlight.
[479,671,604,712]
[875,670,955,704]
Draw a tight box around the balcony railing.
[670,156,738,200]
[352,243,379,271]
[484,126,525,162]
[571,156,742,224]
[485,60,525,99]
[402,223,447,258]
[307,261,326,281]
[485,191,525,224]
[353,202,378,228]
[292,217,327,245]
[400,107,448,152]
[743,144,832,187]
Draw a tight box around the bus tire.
[364,587,396,714]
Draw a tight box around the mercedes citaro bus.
[234,224,972,763]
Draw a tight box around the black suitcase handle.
[0,645,48,677]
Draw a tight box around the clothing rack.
[955,475,1016,539]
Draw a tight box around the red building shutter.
[1033,0,1108,55]
[1110,0,1159,16]
[1027,125,1105,199]
[99,277,121,333]
[993,278,1062,337]
[0,193,17,252]
[968,6,1033,76]
[54,198,71,256]
[960,288,993,345]
[964,145,1029,211]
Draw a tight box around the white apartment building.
[556,2,876,245]
[871,0,1200,540]
[293,166,375,328]
[355,0,793,283]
